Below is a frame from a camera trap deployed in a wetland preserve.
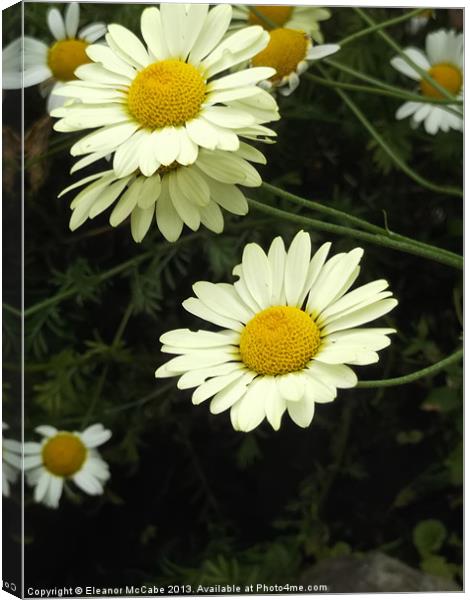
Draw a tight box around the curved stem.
[353,7,459,102]
[317,66,463,198]
[261,182,460,262]
[356,348,463,388]
[338,8,424,47]
[247,198,463,270]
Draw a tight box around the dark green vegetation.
[3,4,462,590]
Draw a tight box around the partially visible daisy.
[251,28,339,96]
[2,423,22,497]
[24,424,111,508]
[407,9,434,35]
[51,4,279,173]
[60,142,267,243]
[2,2,106,112]
[231,5,332,43]
[155,231,398,432]
[391,29,463,134]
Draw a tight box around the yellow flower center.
[248,6,293,28]
[239,306,321,376]
[47,39,91,81]
[251,28,309,82]
[42,433,87,477]
[420,63,462,98]
[127,59,206,130]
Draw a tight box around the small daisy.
[60,142,267,243]
[2,2,106,113]
[251,28,339,96]
[2,423,22,497]
[391,29,463,134]
[51,4,279,174]
[155,231,398,432]
[231,5,332,43]
[24,424,111,508]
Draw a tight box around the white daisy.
[2,423,22,497]
[155,231,398,432]
[51,4,279,175]
[60,142,267,243]
[2,2,106,113]
[391,29,463,134]
[251,28,339,96]
[231,5,332,43]
[24,424,111,508]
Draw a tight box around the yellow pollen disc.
[251,28,309,82]
[127,59,206,130]
[42,433,87,477]
[248,5,294,28]
[47,39,91,81]
[239,305,321,376]
[420,62,462,98]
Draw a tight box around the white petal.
[236,377,268,432]
[183,298,244,332]
[193,281,253,323]
[65,2,80,38]
[276,372,306,403]
[264,377,286,431]
[131,206,155,243]
[285,231,311,307]
[287,397,315,428]
[307,361,357,389]
[107,24,150,68]
[188,4,232,64]
[47,8,66,40]
[323,299,398,335]
[155,177,183,242]
[141,7,170,61]
[240,243,272,307]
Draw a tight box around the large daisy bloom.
[391,29,463,134]
[251,28,339,96]
[2,2,106,113]
[60,142,266,243]
[51,4,280,176]
[155,231,398,432]
[231,5,332,43]
[24,424,111,508]
[2,423,22,497]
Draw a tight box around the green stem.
[305,71,463,116]
[3,303,21,318]
[24,232,203,319]
[261,182,460,262]
[317,66,463,198]
[247,198,462,270]
[248,6,278,29]
[325,58,463,107]
[353,7,459,102]
[338,7,424,46]
[357,348,463,388]
[81,301,134,427]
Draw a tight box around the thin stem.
[338,7,423,46]
[353,7,458,102]
[356,348,463,388]
[317,66,463,198]
[261,182,460,262]
[24,232,204,319]
[3,303,21,318]
[325,58,463,107]
[248,6,278,29]
[81,301,134,427]
[247,198,463,270]
[305,71,463,116]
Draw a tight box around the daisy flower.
[391,29,463,134]
[251,28,339,96]
[24,424,111,508]
[51,4,279,175]
[231,5,332,43]
[155,231,398,432]
[2,423,22,497]
[60,142,267,243]
[2,2,106,113]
